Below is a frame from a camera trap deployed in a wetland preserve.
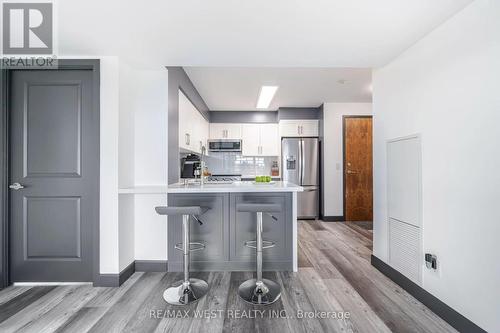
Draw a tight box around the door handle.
[300,140,305,184]
[346,170,358,174]
[9,182,25,190]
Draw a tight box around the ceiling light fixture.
[256,86,279,109]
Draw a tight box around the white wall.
[322,103,372,217]
[132,69,169,261]
[117,61,137,271]
[372,1,500,331]
[98,57,121,274]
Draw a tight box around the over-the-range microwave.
[208,139,242,152]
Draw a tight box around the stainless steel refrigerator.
[282,138,319,219]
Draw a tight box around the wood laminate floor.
[0,221,456,333]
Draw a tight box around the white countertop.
[167,181,303,193]
[119,185,169,194]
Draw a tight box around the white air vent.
[389,218,421,284]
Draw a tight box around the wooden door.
[344,117,373,221]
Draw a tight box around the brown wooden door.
[344,117,373,221]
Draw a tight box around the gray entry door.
[9,70,98,282]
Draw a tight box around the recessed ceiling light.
[256,86,279,109]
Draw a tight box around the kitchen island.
[166,181,303,272]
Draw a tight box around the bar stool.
[155,206,209,305]
[237,203,281,305]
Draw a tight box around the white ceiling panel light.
[256,86,279,109]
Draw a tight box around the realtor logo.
[2,2,53,54]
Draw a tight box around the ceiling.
[185,67,372,110]
[57,0,474,69]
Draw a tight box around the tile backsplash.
[204,152,279,177]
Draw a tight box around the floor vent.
[389,218,421,284]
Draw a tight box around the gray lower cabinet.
[167,192,293,271]
[167,193,229,271]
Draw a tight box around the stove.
[205,174,241,184]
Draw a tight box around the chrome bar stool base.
[236,203,282,306]
[155,206,210,306]
[163,278,209,305]
[238,278,281,305]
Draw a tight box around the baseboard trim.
[135,260,168,272]
[322,215,345,222]
[371,255,487,333]
[167,261,292,272]
[94,261,135,287]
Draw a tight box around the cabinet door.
[178,90,193,150]
[279,120,301,137]
[259,124,280,156]
[209,123,226,139]
[230,193,291,262]
[192,110,204,154]
[200,115,209,154]
[225,124,242,139]
[300,120,319,137]
[209,123,242,140]
[241,124,260,156]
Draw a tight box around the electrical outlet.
[425,253,437,270]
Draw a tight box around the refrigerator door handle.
[300,139,305,185]
[297,139,302,185]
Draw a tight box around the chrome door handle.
[346,170,358,174]
[300,140,305,184]
[9,182,25,190]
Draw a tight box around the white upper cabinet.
[241,123,279,156]
[178,90,209,154]
[259,124,280,156]
[279,119,319,137]
[209,123,242,140]
[241,124,260,156]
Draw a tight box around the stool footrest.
[244,240,275,249]
[174,242,206,252]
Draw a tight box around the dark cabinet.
[167,192,293,271]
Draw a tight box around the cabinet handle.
[187,133,190,145]
[223,129,227,138]
[297,125,301,135]
[300,125,303,135]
